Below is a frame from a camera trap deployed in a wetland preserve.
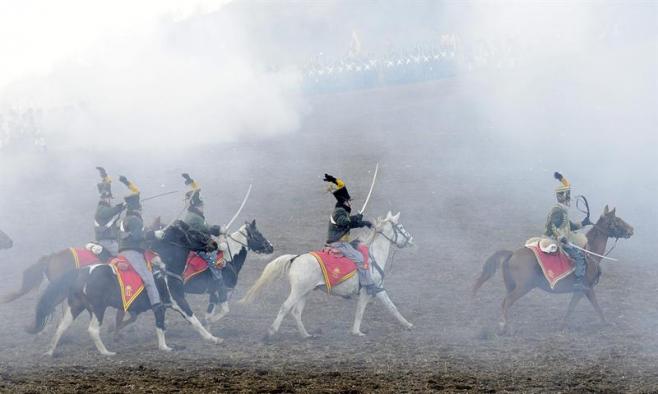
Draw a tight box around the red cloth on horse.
[69,247,102,268]
[182,251,225,284]
[526,244,575,289]
[310,244,369,293]
[110,251,158,311]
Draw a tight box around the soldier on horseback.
[117,176,167,318]
[87,167,126,262]
[545,172,592,291]
[181,174,222,281]
[323,174,381,295]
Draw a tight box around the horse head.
[0,229,12,250]
[372,211,414,248]
[244,219,274,255]
[595,205,634,240]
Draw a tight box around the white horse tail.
[240,254,297,304]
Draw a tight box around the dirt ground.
[0,78,657,392]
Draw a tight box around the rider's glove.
[559,236,568,244]
[154,230,165,240]
[209,225,222,237]
[581,216,592,227]
[362,220,373,228]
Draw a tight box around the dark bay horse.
[28,222,222,356]
[0,229,12,249]
[473,206,634,334]
[1,218,164,304]
[114,220,273,333]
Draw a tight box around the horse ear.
[392,212,401,222]
[610,207,616,216]
[385,211,392,219]
[604,205,609,215]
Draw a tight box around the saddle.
[525,237,574,289]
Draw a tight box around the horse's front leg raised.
[168,279,223,344]
[351,291,371,336]
[375,291,413,330]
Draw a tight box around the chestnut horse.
[1,218,164,304]
[473,206,633,334]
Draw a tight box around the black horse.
[28,222,220,356]
[114,220,273,334]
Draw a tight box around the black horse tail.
[2,255,50,304]
[472,250,513,296]
[26,269,80,334]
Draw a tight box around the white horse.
[240,211,414,339]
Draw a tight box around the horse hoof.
[101,351,116,356]
[44,351,54,357]
[405,323,414,330]
[159,346,173,352]
[351,331,366,337]
[211,336,224,345]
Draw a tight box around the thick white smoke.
[0,0,304,150]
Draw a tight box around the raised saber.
[567,242,619,262]
[223,184,252,231]
[142,190,179,203]
[359,163,379,214]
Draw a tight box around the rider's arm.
[333,208,352,227]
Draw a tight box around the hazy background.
[0,0,656,382]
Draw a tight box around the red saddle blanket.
[182,251,225,284]
[310,244,369,293]
[110,250,159,311]
[69,247,102,268]
[526,244,574,289]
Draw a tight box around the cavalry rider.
[545,172,592,291]
[323,174,380,295]
[181,173,222,280]
[117,176,166,317]
[89,167,125,262]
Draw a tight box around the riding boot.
[358,269,383,295]
[570,249,589,292]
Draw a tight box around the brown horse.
[1,218,163,304]
[473,206,634,334]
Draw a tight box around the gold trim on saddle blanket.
[110,256,154,312]
[310,252,357,294]
[525,241,574,289]
[69,247,81,269]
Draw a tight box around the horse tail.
[1,254,51,303]
[26,269,80,334]
[239,254,296,304]
[472,250,513,296]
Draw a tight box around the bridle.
[370,220,413,249]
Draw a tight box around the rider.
[323,173,380,295]
[545,172,592,291]
[181,173,223,281]
[88,167,125,262]
[117,176,166,318]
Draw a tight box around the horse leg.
[291,297,312,339]
[375,291,413,330]
[351,291,372,336]
[209,302,230,324]
[585,289,606,324]
[44,303,83,357]
[561,292,584,329]
[499,285,533,335]
[266,288,306,340]
[113,311,138,340]
[88,307,115,356]
[204,291,220,327]
[169,279,223,344]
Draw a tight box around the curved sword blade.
[359,163,379,214]
[224,184,253,231]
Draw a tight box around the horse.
[472,205,634,334]
[27,222,222,356]
[1,217,165,304]
[240,211,414,340]
[0,229,12,249]
[113,220,274,333]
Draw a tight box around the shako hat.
[323,173,351,203]
[554,172,571,198]
[118,175,141,210]
[182,173,203,208]
[96,166,113,198]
